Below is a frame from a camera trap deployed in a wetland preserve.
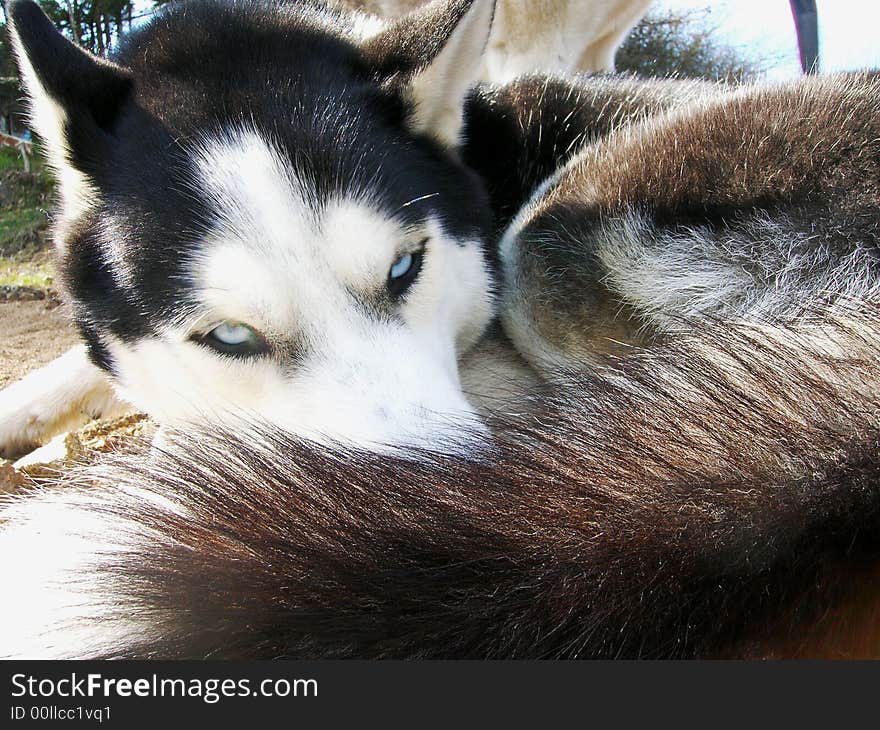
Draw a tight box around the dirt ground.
[0,299,78,388]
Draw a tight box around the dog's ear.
[7,0,132,196]
[363,0,495,149]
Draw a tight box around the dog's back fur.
[479,73,880,372]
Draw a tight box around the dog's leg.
[0,345,128,459]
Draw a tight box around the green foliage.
[615,7,767,83]
[0,246,54,289]
[0,148,53,258]
[0,205,48,254]
[0,147,25,172]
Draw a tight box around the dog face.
[9,0,497,450]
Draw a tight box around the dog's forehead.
[119,1,397,147]
[112,11,488,233]
[189,128,419,332]
[112,2,405,205]
[195,128,415,267]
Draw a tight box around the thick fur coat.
[2,0,880,658]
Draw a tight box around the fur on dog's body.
[490,72,880,370]
[3,0,880,658]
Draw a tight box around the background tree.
[615,7,769,83]
[71,0,136,55]
[2,0,136,55]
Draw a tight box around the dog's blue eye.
[390,253,413,279]
[193,321,270,358]
[387,248,424,300]
[211,322,252,346]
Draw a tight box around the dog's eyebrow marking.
[192,128,313,250]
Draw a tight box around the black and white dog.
[2,0,880,658]
[1,0,505,455]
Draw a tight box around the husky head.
[8,0,497,451]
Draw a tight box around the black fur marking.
[361,0,476,78]
[462,75,710,233]
[76,322,116,374]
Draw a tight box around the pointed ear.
[7,0,132,191]
[363,0,495,149]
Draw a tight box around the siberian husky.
[2,0,880,658]
[1,0,502,456]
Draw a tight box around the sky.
[658,0,880,79]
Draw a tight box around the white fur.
[597,209,880,329]
[7,30,97,227]
[348,9,386,40]
[0,480,175,659]
[0,345,128,458]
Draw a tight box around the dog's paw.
[0,373,78,460]
[0,346,125,460]
[0,386,64,460]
